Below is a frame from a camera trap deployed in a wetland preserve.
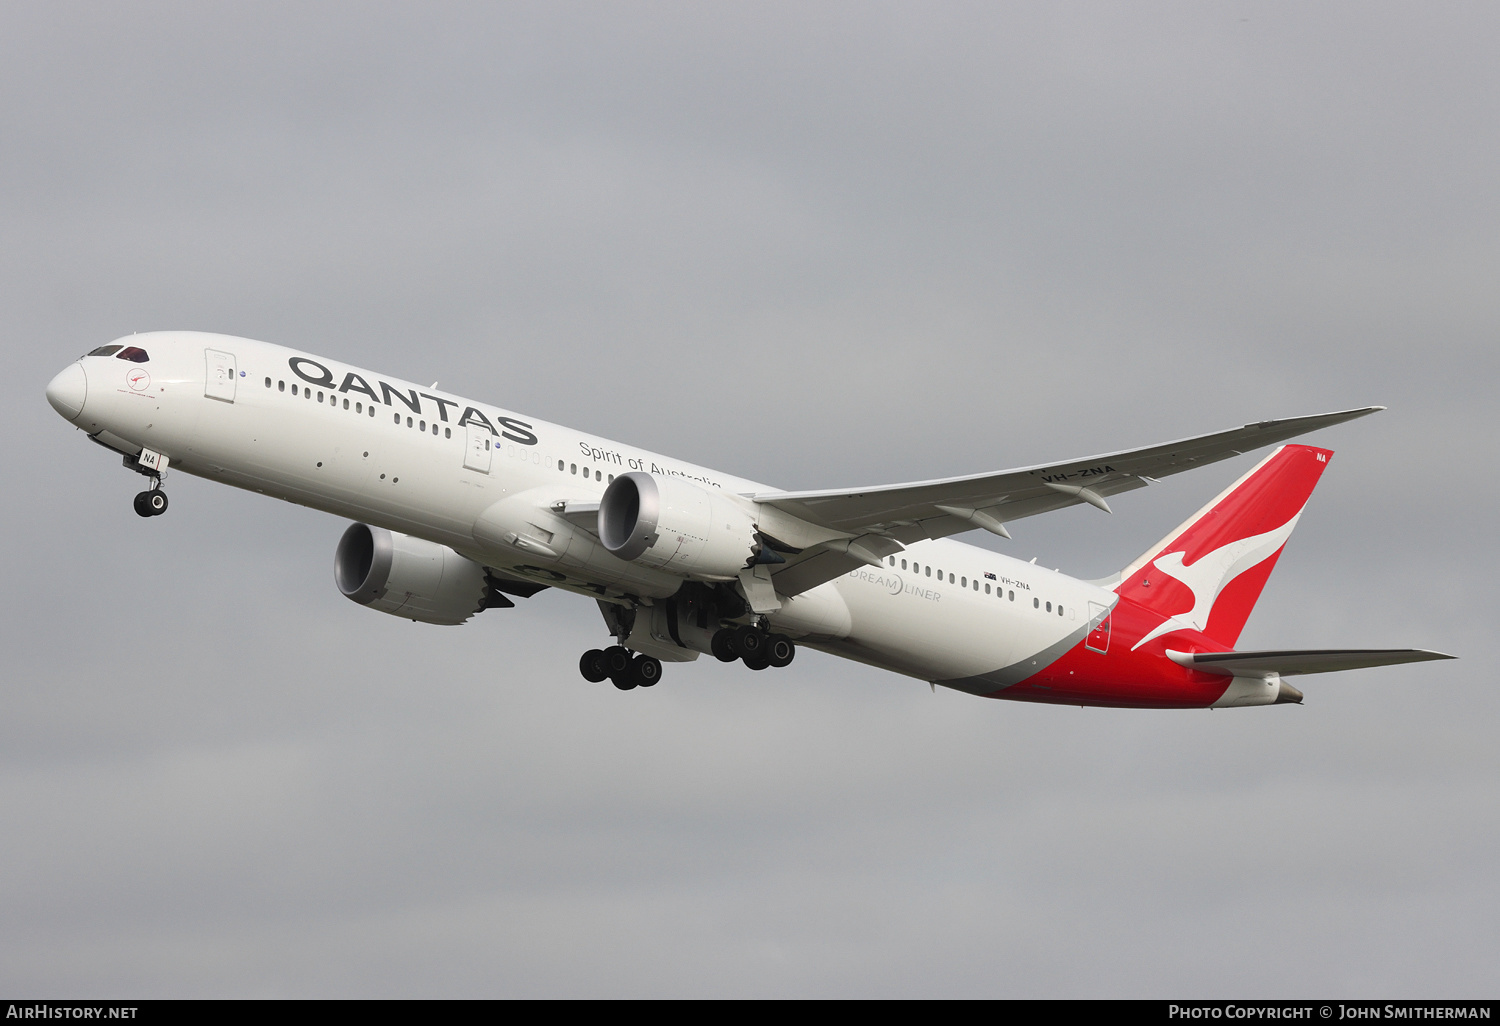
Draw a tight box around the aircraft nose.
[46,362,88,422]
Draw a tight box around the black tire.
[579,649,609,683]
[631,655,662,687]
[711,629,738,662]
[133,492,154,518]
[605,646,635,689]
[735,625,764,658]
[766,635,796,668]
[743,651,770,671]
[146,490,168,515]
[604,646,632,676]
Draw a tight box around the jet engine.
[598,472,758,580]
[335,523,491,625]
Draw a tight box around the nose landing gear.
[133,488,168,518]
[124,454,169,518]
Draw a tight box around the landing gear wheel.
[744,652,770,671]
[146,489,168,515]
[734,625,765,659]
[711,629,738,663]
[766,634,796,668]
[133,491,154,518]
[631,655,662,688]
[579,649,609,683]
[605,646,635,689]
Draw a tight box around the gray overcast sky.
[2,1,1494,997]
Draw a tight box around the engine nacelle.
[335,523,490,625]
[599,472,758,580]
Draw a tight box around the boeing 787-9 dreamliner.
[46,332,1452,706]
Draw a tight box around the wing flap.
[1167,648,1455,677]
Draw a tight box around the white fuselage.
[54,332,1111,690]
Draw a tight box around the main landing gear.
[711,625,795,671]
[575,624,795,691]
[579,646,663,691]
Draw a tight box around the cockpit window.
[115,347,150,363]
[87,345,123,357]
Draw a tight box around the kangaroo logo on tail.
[1115,444,1333,650]
[1130,512,1301,650]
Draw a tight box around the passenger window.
[292,384,299,396]
[1046,602,1052,612]
[1033,597,1039,608]
[369,406,375,417]
[570,464,577,475]
[558,460,564,471]
[973,580,979,591]
[87,345,123,357]
[888,557,895,566]
[115,347,149,363]
[961,577,966,587]
[948,573,955,584]
[355,402,362,413]
[317,391,324,402]
[420,420,426,431]
[406,417,413,427]
[595,470,601,481]
[901,560,908,570]
[444,427,451,438]
[264,377,271,388]
[394,413,400,424]
[925,566,931,577]
[278,381,285,391]
[1009,591,1014,601]
[985,583,991,594]
[343,399,349,410]
[608,474,614,483]
[432,423,438,435]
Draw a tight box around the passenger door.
[205,349,237,403]
[1085,601,1111,654]
[464,422,493,473]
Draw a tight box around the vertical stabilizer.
[1117,444,1333,649]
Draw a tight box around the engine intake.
[335,523,490,625]
[599,472,758,580]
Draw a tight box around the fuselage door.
[205,349,237,403]
[1085,601,1111,654]
[464,422,493,473]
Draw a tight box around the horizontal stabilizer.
[1167,648,1455,677]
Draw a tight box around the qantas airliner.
[45,332,1451,706]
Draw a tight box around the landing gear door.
[1085,601,1111,654]
[464,423,493,473]
[205,349,236,403]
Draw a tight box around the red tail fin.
[1116,444,1333,649]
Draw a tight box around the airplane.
[45,331,1452,707]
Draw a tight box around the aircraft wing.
[753,407,1383,597]
[1168,648,1455,677]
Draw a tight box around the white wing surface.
[753,407,1382,596]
